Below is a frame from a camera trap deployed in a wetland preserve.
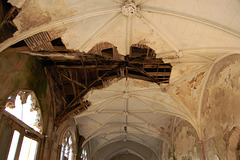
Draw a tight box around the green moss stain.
[26,56,48,109]
[168,147,177,160]
[0,54,49,110]
[168,148,172,159]
[12,72,28,90]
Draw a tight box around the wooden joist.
[59,72,86,89]
[54,68,122,125]
[57,64,118,70]
[146,72,171,76]
[41,50,172,125]
[56,101,90,124]
[143,64,172,69]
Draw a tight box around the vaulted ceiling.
[1,0,240,159]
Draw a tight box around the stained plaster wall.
[163,120,201,160]
[172,68,205,119]
[164,54,240,160]
[175,120,201,160]
[0,52,54,159]
[201,54,240,159]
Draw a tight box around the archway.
[92,140,157,160]
[74,77,199,159]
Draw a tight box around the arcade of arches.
[0,0,240,160]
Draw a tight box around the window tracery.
[5,90,42,133]
[81,147,88,160]
[60,131,74,160]
[0,90,43,160]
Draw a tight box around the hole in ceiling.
[88,42,118,59]
[130,44,156,58]
[9,40,27,48]
[51,37,66,49]
[0,0,20,43]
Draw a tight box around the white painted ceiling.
[2,0,240,56]
[74,78,181,158]
[2,0,240,159]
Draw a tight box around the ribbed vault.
[74,78,197,159]
[92,140,159,160]
[1,0,240,159]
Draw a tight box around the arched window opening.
[60,131,74,160]
[81,147,88,160]
[0,90,43,160]
[5,91,42,133]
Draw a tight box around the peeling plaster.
[201,55,240,159]
[13,0,51,34]
[133,79,151,88]
[1,1,240,159]
[173,72,205,117]
[175,126,196,156]
[173,121,201,160]
[225,128,240,160]
[188,72,205,90]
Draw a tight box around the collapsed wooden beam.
[38,51,172,125]
[54,67,123,124]
[57,64,118,70]
[57,101,90,124]
[59,72,87,89]
[146,72,171,76]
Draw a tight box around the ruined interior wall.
[0,52,49,106]
[0,52,81,160]
[50,118,78,160]
[0,52,54,159]
[164,120,201,160]
[201,54,240,159]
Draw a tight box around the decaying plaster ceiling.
[75,78,179,158]
[1,0,240,159]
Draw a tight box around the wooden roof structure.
[37,42,172,124]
